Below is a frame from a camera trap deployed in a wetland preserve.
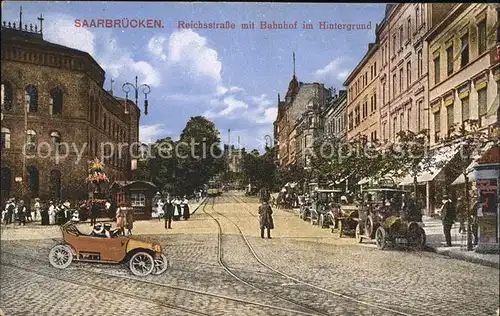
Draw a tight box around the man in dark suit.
[164,195,175,229]
[441,195,456,247]
[258,201,274,239]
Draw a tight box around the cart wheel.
[355,223,363,243]
[338,219,343,238]
[153,254,169,275]
[319,214,325,228]
[129,252,155,277]
[375,227,387,250]
[49,245,73,269]
[365,215,375,239]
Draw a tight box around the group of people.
[2,198,80,226]
[153,194,191,230]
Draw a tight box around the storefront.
[473,145,499,254]
[110,180,158,220]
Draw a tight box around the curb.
[426,245,499,269]
[189,197,208,216]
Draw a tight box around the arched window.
[49,169,62,200]
[27,165,39,198]
[104,113,107,131]
[51,131,64,153]
[1,81,14,111]
[26,129,37,152]
[1,127,11,149]
[1,167,12,200]
[25,85,38,112]
[50,87,63,115]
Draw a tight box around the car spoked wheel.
[153,254,169,275]
[129,252,155,276]
[355,223,363,243]
[375,227,387,250]
[49,245,73,269]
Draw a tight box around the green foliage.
[240,147,277,190]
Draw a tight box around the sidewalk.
[422,216,499,269]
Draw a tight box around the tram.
[207,180,222,196]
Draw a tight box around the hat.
[49,201,54,204]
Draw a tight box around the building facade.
[323,90,348,140]
[345,42,380,142]
[0,20,139,202]
[426,3,500,145]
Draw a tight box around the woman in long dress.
[48,202,56,225]
[182,196,190,220]
[125,203,134,236]
[116,202,126,235]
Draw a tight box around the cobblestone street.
[1,192,499,316]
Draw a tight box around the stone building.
[426,3,499,145]
[377,4,456,143]
[0,18,140,202]
[322,90,348,140]
[344,41,380,142]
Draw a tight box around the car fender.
[126,239,156,254]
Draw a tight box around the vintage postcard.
[0,2,499,316]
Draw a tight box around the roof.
[343,42,380,86]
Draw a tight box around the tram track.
[218,193,416,316]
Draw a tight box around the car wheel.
[153,254,169,275]
[355,223,363,243]
[49,245,73,269]
[375,227,387,250]
[338,219,343,238]
[129,252,155,277]
[319,214,325,228]
[365,215,375,239]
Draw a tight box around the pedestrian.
[440,195,456,247]
[90,200,98,226]
[5,199,15,224]
[24,199,33,223]
[174,197,182,220]
[457,196,467,234]
[41,202,49,225]
[182,195,190,220]
[16,200,26,226]
[33,198,41,222]
[258,200,274,239]
[156,198,165,221]
[164,195,175,229]
[115,202,126,235]
[125,202,134,236]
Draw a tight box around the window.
[393,74,397,98]
[355,106,360,126]
[460,33,469,68]
[25,85,38,112]
[363,102,367,119]
[131,192,146,207]
[26,129,37,152]
[348,112,353,130]
[399,68,403,92]
[417,100,423,131]
[417,50,422,78]
[1,127,10,149]
[50,88,63,115]
[393,117,397,140]
[103,113,107,131]
[407,17,412,41]
[477,19,487,55]
[478,88,487,117]
[1,81,13,111]
[393,34,397,55]
[407,61,412,87]
[308,116,314,127]
[461,96,469,121]
[382,83,386,105]
[446,45,454,76]
[373,93,377,111]
[371,65,374,80]
[382,47,385,64]
[370,95,374,113]
[434,111,441,141]
[447,104,454,135]
[407,108,411,130]
[416,6,420,29]
[399,27,404,47]
[51,131,62,153]
[383,122,387,140]
[374,62,377,75]
[434,56,440,85]
[400,113,404,132]
[27,166,39,198]
[373,130,377,141]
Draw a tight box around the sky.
[2,1,386,152]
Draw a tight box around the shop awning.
[399,143,460,185]
[451,141,495,185]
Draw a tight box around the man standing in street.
[441,195,456,247]
[164,195,175,229]
[258,200,274,239]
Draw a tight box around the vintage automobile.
[48,221,169,276]
[374,215,426,250]
[309,189,342,226]
[355,188,407,243]
[331,204,360,237]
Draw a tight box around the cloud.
[147,30,222,84]
[139,124,169,144]
[314,57,351,85]
[44,14,96,56]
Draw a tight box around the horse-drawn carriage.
[355,188,425,249]
[300,189,342,227]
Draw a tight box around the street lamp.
[121,76,151,115]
